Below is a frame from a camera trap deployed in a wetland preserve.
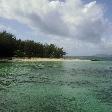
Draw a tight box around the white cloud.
[0,0,111,55]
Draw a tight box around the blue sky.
[0,0,112,56]
[83,0,112,19]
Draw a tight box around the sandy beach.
[11,58,90,62]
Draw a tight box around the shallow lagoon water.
[0,61,112,112]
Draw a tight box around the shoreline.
[11,58,90,62]
[0,58,90,62]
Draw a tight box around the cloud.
[0,0,111,55]
[28,11,69,37]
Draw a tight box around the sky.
[0,0,112,56]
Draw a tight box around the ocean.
[0,61,112,112]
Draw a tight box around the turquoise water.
[0,61,112,112]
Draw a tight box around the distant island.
[0,31,66,59]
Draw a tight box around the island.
[0,31,66,60]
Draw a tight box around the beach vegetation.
[0,31,66,58]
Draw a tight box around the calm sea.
[0,61,112,112]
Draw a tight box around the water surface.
[0,61,112,112]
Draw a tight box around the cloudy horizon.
[0,0,112,56]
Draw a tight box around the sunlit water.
[0,61,112,112]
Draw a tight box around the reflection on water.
[0,61,112,112]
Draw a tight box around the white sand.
[12,58,90,62]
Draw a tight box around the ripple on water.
[94,86,112,105]
[0,61,112,112]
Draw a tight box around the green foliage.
[0,31,16,57]
[0,31,66,58]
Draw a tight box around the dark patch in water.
[67,80,97,88]
[0,95,86,112]
[0,87,6,91]
[0,80,12,87]
[32,95,86,112]
[94,87,112,105]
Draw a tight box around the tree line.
[0,31,66,58]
